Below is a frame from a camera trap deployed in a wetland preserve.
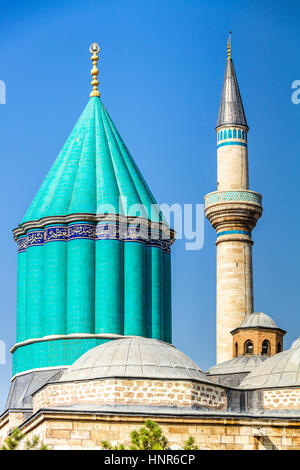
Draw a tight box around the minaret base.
[205,191,262,364]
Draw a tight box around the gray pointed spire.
[216,59,248,129]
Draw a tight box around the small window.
[244,340,253,355]
[228,129,232,138]
[220,130,223,140]
[242,131,245,139]
[262,340,270,355]
[234,342,238,357]
[277,342,282,353]
[233,128,237,138]
[224,130,227,139]
[238,129,242,139]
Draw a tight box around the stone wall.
[0,411,25,447]
[33,379,227,412]
[263,388,300,410]
[17,412,300,450]
[0,415,9,446]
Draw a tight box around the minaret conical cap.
[216,55,248,129]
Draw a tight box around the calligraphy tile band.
[17,223,171,253]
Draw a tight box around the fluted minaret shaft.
[205,56,262,364]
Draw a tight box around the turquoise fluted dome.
[22,97,161,223]
[12,93,173,378]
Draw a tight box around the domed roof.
[234,312,280,331]
[207,355,267,376]
[291,338,300,349]
[240,337,300,389]
[60,337,210,383]
[22,97,162,224]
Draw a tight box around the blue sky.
[0,0,299,411]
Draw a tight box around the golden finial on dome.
[90,42,100,97]
[227,32,232,61]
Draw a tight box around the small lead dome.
[60,337,209,383]
[237,312,280,330]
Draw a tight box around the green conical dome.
[12,89,172,379]
[23,97,161,223]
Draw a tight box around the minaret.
[205,36,263,364]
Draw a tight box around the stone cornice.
[205,202,263,233]
[17,409,300,435]
[230,326,286,336]
[10,333,131,353]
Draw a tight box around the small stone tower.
[205,39,262,364]
[231,313,286,358]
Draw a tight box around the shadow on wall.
[253,434,278,451]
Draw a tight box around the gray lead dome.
[207,354,268,376]
[239,337,300,389]
[237,312,280,330]
[60,337,210,383]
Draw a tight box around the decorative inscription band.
[17,222,171,254]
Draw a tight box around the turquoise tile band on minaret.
[12,44,174,377]
[205,190,262,207]
[217,141,248,149]
[217,230,251,237]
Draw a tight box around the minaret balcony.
[204,190,262,234]
[205,190,262,207]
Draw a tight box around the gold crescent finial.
[90,42,100,97]
[227,32,232,61]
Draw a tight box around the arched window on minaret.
[228,129,232,138]
[224,130,227,139]
[262,340,270,355]
[234,342,238,357]
[238,129,241,139]
[244,340,253,355]
[277,342,282,353]
[233,128,237,138]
